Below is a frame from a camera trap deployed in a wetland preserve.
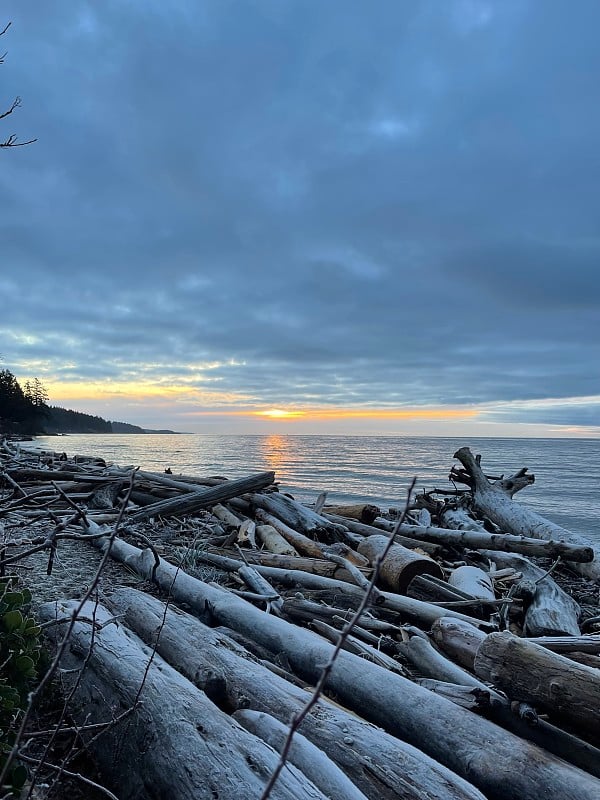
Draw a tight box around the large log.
[37,600,327,800]
[453,447,600,582]
[233,710,368,800]
[127,471,275,522]
[92,534,600,800]
[250,492,345,539]
[393,523,593,562]
[398,631,498,694]
[357,535,444,593]
[480,551,580,636]
[474,631,600,733]
[431,617,487,671]
[108,588,486,800]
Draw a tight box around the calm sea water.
[32,434,600,542]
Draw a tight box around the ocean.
[31,434,600,543]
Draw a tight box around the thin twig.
[17,753,119,800]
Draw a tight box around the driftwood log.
[38,600,328,800]
[481,551,581,636]
[128,471,275,523]
[448,566,496,600]
[453,447,600,582]
[357,535,444,592]
[108,588,486,800]
[89,533,600,800]
[474,631,600,734]
[395,523,593,562]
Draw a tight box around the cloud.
[0,0,598,432]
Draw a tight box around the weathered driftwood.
[212,502,244,529]
[38,600,326,800]
[525,634,600,654]
[474,631,600,733]
[108,588,486,800]
[256,524,299,556]
[128,471,275,522]
[448,566,496,601]
[323,513,442,555]
[233,710,368,800]
[441,507,488,531]
[407,575,481,606]
[255,509,334,559]
[212,549,368,584]
[453,447,600,582]
[250,492,345,539]
[398,632,497,695]
[420,674,600,779]
[322,503,380,524]
[93,535,600,800]
[481,551,581,636]
[230,562,495,629]
[431,617,487,671]
[357,535,444,593]
[393,523,593,562]
[416,680,492,710]
[310,619,407,674]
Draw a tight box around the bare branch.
[0,96,21,121]
[0,134,38,148]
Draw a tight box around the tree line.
[0,370,49,434]
[0,369,146,435]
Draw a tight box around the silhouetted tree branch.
[1,21,36,148]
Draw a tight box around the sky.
[1,0,599,437]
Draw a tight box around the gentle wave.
[33,433,600,542]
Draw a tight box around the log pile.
[1,439,600,800]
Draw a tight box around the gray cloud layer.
[1,1,599,429]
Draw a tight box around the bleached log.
[420,673,600,779]
[38,600,327,800]
[398,632,497,695]
[480,551,580,636]
[255,509,331,558]
[94,535,600,799]
[474,631,600,733]
[453,447,600,582]
[109,588,486,800]
[250,492,345,539]
[213,549,368,583]
[357,535,443,593]
[449,566,496,601]
[431,617,487,671]
[212,503,243,529]
[323,513,442,555]
[233,710,368,800]
[407,575,480,605]
[256,524,299,556]
[227,561,495,629]
[441,507,487,531]
[394,524,593,562]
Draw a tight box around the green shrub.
[0,578,41,795]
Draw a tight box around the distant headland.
[0,368,179,435]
